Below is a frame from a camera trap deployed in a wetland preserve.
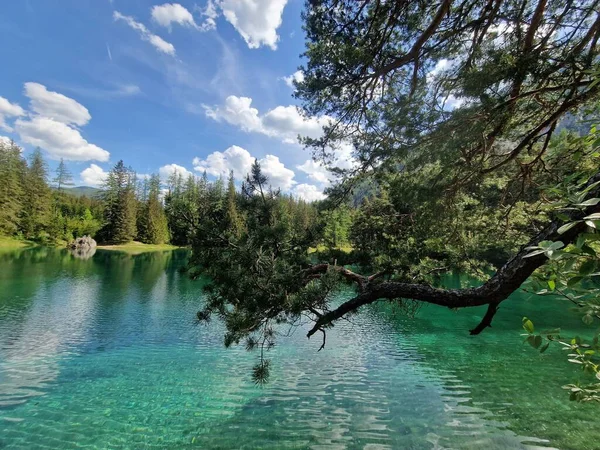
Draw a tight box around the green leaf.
[584,213,600,220]
[581,245,597,257]
[524,249,546,258]
[581,180,600,194]
[522,317,534,334]
[567,276,583,287]
[557,221,580,234]
[527,334,542,349]
[576,198,600,207]
[579,259,596,276]
[540,342,550,353]
[548,280,555,291]
[582,314,594,325]
[586,220,597,229]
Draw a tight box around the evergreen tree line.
[0,140,102,244]
[0,141,319,247]
[0,142,166,245]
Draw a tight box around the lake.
[0,248,597,449]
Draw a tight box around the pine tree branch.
[307,171,600,340]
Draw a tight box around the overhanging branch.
[307,171,600,339]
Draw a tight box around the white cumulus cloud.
[262,105,325,143]
[159,163,193,180]
[282,70,304,88]
[0,135,13,146]
[193,145,254,179]
[292,183,326,202]
[259,154,295,190]
[193,145,296,191]
[151,1,217,32]
[15,117,109,162]
[0,96,25,131]
[151,3,197,29]
[200,0,219,31]
[114,11,176,56]
[296,159,331,185]
[24,82,91,126]
[205,95,331,144]
[205,96,263,133]
[12,83,109,161]
[220,0,288,50]
[80,164,108,187]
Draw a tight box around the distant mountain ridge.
[60,186,102,198]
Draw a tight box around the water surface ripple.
[0,248,596,449]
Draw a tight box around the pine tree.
[138,174,169,244]
[99,160,137,244]
[21,148,52,240]
[226,171,244,237]
[53,158,74,191]
[0,140,26,235]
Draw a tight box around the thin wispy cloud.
[113,11,176,56]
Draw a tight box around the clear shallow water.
[0,248,597,449]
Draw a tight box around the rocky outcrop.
[68,235,97,250]
[67,236,97,259]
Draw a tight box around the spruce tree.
[100,160,137,244]
[53,158,74,191]
[226,171,244,237]
[21,148,52,240]
[0,140,26,235]
[139,174,169,244]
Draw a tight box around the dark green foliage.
[20,149,52,241]
[0,140,26,235]
[191,162,321,382]
[321,205,352,248]
[98,161,137,244]
[137,174,169,244]
[164,172,206,246]
[190,0,600,399]
[53,158,74,191]
[62,186,102,198]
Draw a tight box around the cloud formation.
[10,83,109,162]
[0,96,25,131]
[205,95,330,144]
[80,164,108,187]
[151,3,197,29]
[114,11,176,56]
[193,144,254,179]
[296,159,330,185]
[282,70,304,88]
[149,1,287,49]
[24,82,91,126]
[220,0,288,50]
[151,2,217,32]
[193,145,296,191]
[159,163,193,180]
[0,135,13,146]
[15,117,109,161]
[292,183,326,202]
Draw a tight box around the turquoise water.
[0,248,597,449]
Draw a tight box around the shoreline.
[0,236,184,255]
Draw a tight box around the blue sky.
[0,0,333,201]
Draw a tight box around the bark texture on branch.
[307,172,600,339]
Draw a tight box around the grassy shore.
[0,235,38,252]
[97,241,181,255]
[308,244,353,254]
